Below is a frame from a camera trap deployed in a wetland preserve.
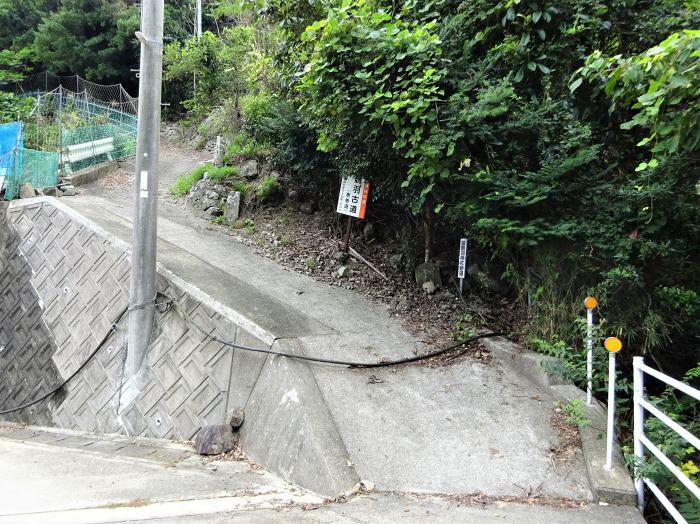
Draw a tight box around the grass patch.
[208,165,239,182]
[231,180,248,198]
[170,164,241,198]
[223,131,270,162]
[170,164,208,197]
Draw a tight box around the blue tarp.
[0,122,23,199]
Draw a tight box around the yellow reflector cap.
[604,337,622,353]
[584,296,598,310]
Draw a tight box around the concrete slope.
[57,195,594,501]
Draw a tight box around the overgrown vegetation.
[159,2,699,518]
[2,1,698,519]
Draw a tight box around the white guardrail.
[633,356,700,523]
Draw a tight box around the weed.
[279,236,291,246]
[554,399,590,427]
[223,131,270,162]
[243,218,255,235]
[170,163,210,197]
[256,176,281,202]
[305,257,317,269]
[452,312,477,341]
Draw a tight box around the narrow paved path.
[0,425,643,524]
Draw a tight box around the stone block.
[415,262,442,289]
[240,159,259,180]
[194,424,235,455]
[224,192,241,224]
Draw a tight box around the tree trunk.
[423,204,435,264]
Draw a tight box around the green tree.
[32,0,139,85]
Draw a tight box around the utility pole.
[196,0,202,39]
[127,0,164,379]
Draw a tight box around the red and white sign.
[336,176,369,219]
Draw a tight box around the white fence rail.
[633,356,700,523]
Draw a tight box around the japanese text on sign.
[336,176,370,219]
[458,238,468,279]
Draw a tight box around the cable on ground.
[174,303,505,369]
[0,297,506,415]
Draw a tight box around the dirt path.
[78,140,210,231]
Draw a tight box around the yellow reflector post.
[584,296,598,310]
[604,337,622,353]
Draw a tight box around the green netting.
[59,96,137,174]
[61,122,136,173]
[3,148,59,200]
[4,77,138,197]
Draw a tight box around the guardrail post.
[633,356,645,511]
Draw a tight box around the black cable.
[0,306,129,416]
[176,304,505,368]
[0,298,503,416]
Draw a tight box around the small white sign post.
[457,238,468,296]
[336,176,370,253]
[604,336,622,471]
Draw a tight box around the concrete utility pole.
[196,0,202,39]
[127,0,164,379]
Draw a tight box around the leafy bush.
[0,92,35,123]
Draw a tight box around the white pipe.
[605,351,616,470]
[586,308,593,405]
[644,479,688,524]
[633,356,645,511]
[638,362,700,402]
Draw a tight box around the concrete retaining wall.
[0,198,356,496]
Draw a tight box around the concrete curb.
[480,336,637,506]
[66,161,119,187]
[480,335,569,388]
[551,385,637,506]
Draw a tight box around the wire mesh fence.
[1,73,138,199]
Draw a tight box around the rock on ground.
[415,262,442,289]
[194,425,236,455]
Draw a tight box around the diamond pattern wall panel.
[2,200,261,441]
[0,207,62,427]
